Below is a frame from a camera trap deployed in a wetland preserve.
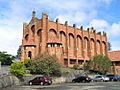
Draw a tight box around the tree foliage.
[10,61,26,77]
[108,42,112,51]
[24,53,62,76]
[0,51,15,65]
[72,63,79,70]
[16,45,22,59]
[85,54,112,74]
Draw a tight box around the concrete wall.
[53,70,84,84]
[22,70,85,85]
[0,75,20,89]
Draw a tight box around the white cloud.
[39,0,112,11]
[89,19,109,32]
[55,12,87,25]
[39,0,94,11]
[88,19,120,37]
[0,1,30,55]
[0,24,22,55]
[90,19,109,28]
[110,22,120,36]
[55,11,97,27]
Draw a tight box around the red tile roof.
[108,50,120,61]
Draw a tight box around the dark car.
[106,74,119,81]
[72,76,91,83]
[116,75,120,81]
[29,76,52,85]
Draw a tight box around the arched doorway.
[28,51,32,59]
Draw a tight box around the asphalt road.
[1,82,120,90]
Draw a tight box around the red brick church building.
[21,11,108,67]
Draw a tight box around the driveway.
[1,82,120,90]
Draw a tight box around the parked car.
[115,75,120,81]
[106,74,120,81]
[72,76,91,83]
[93,75,109,82]
[29,76,52,85]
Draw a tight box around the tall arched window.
[60,31,66,50]
[69,33,74,49]
[31,25,35,37]
[90,38,95,56]
[48,29,57,41]
[84,37,89,56]
[77,35,82,54]
[28,51,32,59]
[77,35,82,49]
[97,40,101,54]
[37,29,42,42]
[25,34,29,41]
[84,37,89,51]
[102,41,106,55]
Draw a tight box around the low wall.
[0,75,20,89]
[22,70,84,84]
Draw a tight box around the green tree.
[108,42,112,51]
[10,61,26,77]
[0,51,15,65]
[85,54,112,74]
[16,45,22,59]
[24,53,62,76]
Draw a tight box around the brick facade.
[21,11,108,67]
[108,51,120,75]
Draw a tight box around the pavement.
[1,82,120,90]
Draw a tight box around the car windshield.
[95,76,102,78]
[77,76,85,78]
[106,75,114,77]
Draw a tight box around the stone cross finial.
[56,18,59,23]
[80,26,83,30]
[73,24,76,28]
[65,21,68,25]
[32,11,36,18]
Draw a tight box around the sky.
[0,0,120,55]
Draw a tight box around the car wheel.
[40,82,44,85]
[83,80,86,83]
[72,80,75,83]
[49,81,52,85]
[29,82,32,85]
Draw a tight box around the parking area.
[1,82,120,90]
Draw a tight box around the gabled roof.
[108,50,120,61]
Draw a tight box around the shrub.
[10,61,26,77]
[24,53,62,77]
[72,64,79,70]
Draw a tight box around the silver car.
[93,75,109,82]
